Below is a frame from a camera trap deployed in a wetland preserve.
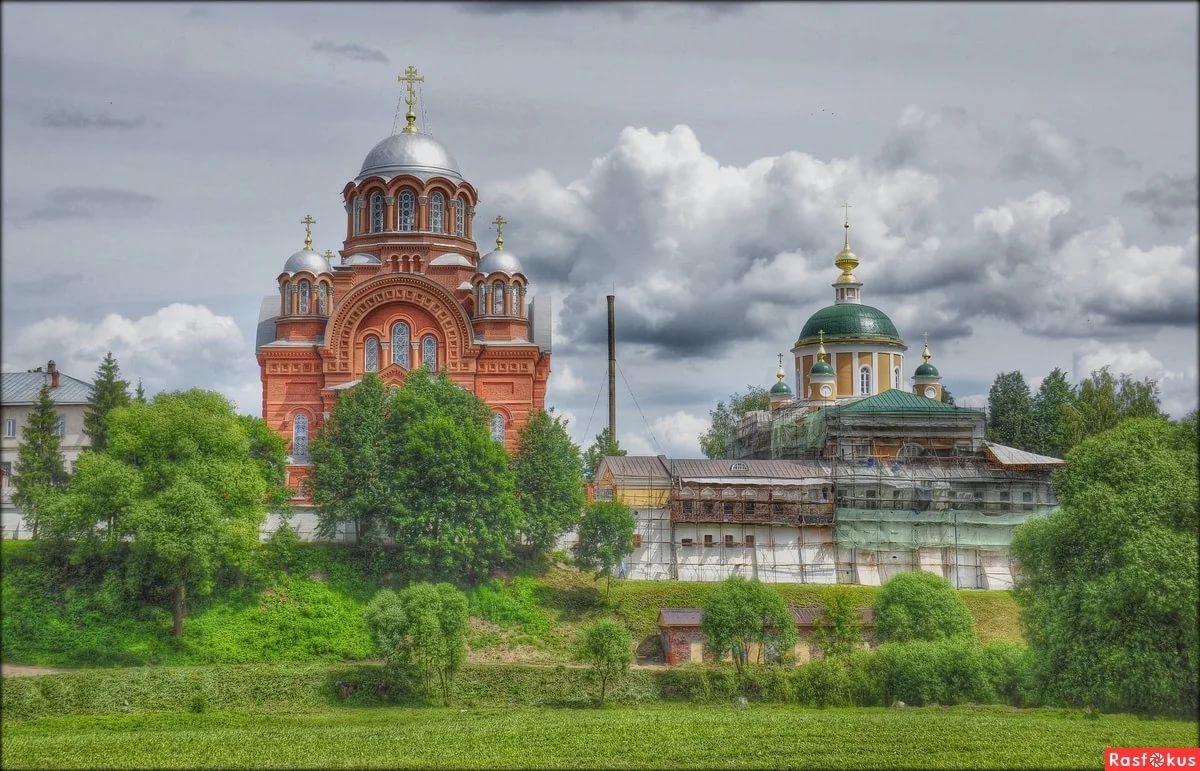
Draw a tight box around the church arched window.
[286,283,296,315]
[318,284,328,315]
[299,281,311,315]
[371,193,384,233]
[364,336,380,372]
[398,190,415,231]
[454,197,465,237]
[490,412,506,443]
[422,335,438,372]
[293,413,309,461]
[893,367,900,390]
[493,281,505,314]
[859,366,872,395]
[430,192,445,233]
[476,283,486,314]
[391,322,410,368]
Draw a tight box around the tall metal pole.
[607,294,617,443]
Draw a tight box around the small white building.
[1,361,93,538]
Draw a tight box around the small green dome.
[797,303,902,344]
[810,360,835,376]
[770,380,793,396]
[914,362,940,377]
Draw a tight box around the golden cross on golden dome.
[841,201,852,247]
[922,331,932,364]
[492,214,507,250]
[817,329,828,362]
[399,65,424,134]
[301,214,315,250]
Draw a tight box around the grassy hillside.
[1,541,1025,668]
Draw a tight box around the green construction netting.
[772,410,827,457]
[834,507,1055,550]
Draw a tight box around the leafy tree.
[812,586,864,658]
[701,577,797,671]
[874,572,975,643]
[238,415,291,513]
[699,386,770,459]
[1116,373,1165,420]
[939,387,956,406]
[386,369,521,580]
[82,351,130,453]
[309,373,393,543]
[364,583,468,704]
[512,409,585,558]
[11,385,69,539]
[52,390,272,636]
[1061,367,1166,451]
[1031,367,1074,458]
[134,379,146,403]
[574,618,633,703]
[986,371,1034,450]
[1011,418,1197,716]
[582,427,624,482]
[573,500,635,596]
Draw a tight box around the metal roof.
[658,607,875,628]
[1,370,93,405]
[430,252,474,268]
[598,455,671,481]
[830,389,983,416]
[668,458,831,479]
[983,441,1065,466]
[357,132,463,183]
[256,296,279,350]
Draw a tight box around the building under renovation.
[593,214,1064,590]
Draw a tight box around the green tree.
[512,409,585,558]
[54,390,272,636]
[574,618,633,703]
[82,351,131,453]
[699,386,770,459]
[1061,368,1166,451]
[134,379,146,403]
[309,373,393,543]
[11,384,69,539]
[701,576,797,671]
[364,583,469,704]
[1031,368,1075,458]
[582,427,624,482]
[1011,418,1197,716]
[812,586,864,658]
[987,371,1034,449]
[1116,373,1165,420]
[386,369,521,580]
[874,572,975,643]
[573,500,635,596]
[238,415,291,514]
[940,387,956,406]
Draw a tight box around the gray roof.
[345,252,381,266]
[282,249,331,275]
[600,456,837,483]
[357,132,463,183]
[659,607,874,628]
[1,370,93,405]
[476,248,524,277]
[598,455,672,481]
[256,296,279,350]
[429,252,474,268]
[983,441,1065,466]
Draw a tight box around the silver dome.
[345,252,381,265]
[476,249,524,277]
[283,249,330,275]
[357,132,463,182]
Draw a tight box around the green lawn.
[3,704,1195,769]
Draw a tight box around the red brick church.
[256,67,551,497]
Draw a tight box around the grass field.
[4,704,1195,769]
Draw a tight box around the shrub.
[874,572,975,643]
[573,619,633,703]
[363,583,468,704]
[739,665,795,703]
[981,641,1037,707]
[871,640,997,706]
[701,577,797,671]
[794,656,853,707]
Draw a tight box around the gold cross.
[399,65,424,133]
[301,214,315,250]
[841,201,852,224]
[492,214,507,250]
[777,352,784,368]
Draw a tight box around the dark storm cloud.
[7,273,83,297]
[875,107,1001,178]
[311,40,390,64]
[36,109,146,130]
[19,187,157,224]
[999,119,1088,187]
[1124,172,1198,228]
[456,1,745,20]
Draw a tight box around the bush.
[364,583,468,705]
[794,656,854,707]
[701,577,797,671]
[870,640,997,706]
[573,619,633,703]
[981,642,1038,707]
[874,572,975,643]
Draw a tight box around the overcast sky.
[2,2,1196,457]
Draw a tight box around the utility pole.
[607,294,617,443]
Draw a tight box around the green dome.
[770,380,793,396]
[810,360,835,376]
[797,303,902,344]
[914,362,940,377]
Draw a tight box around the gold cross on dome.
[399,66,424,133]
[777,352,784,368]
[841,201,852,224]
[301,214,316,250]
[492,214,507,250]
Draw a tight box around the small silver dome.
[476,249,524,277]
[283,249,330,275]
[357,132,463,182]
[345,252,381,266]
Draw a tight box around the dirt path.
[1,664,73,677]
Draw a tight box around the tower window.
[293,413,309,461]
[490,412,506,443]
[893,367,900,390]
[430,192,445,233]
[287,283,296,316]
[370,193,384,233]
[493,281,505,314]
[476,284,486,314]
[299,281,311,315]
[318,284,328,315]
[859,366,872,395]
[454,197,465,237]
[364,336,380,372]
[391,322,410,368]
[398,191,415,231]
[422,335,438,372]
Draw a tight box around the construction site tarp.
[834,507,1054,550]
